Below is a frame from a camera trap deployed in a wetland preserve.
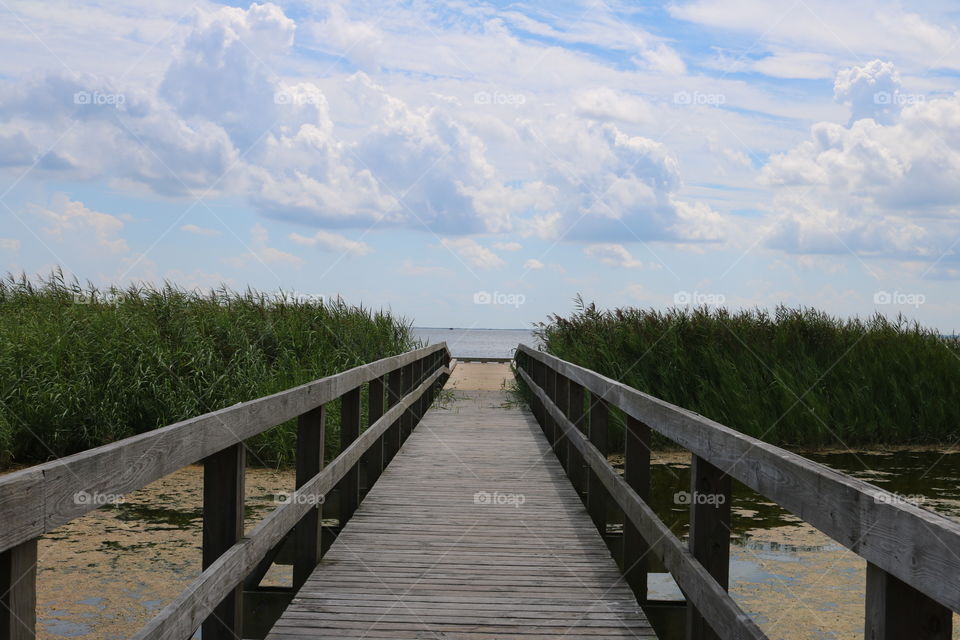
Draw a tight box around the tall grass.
[0,270,418,468]
[537,297,960,449]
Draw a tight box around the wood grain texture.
[265,389,655,639]
[518,344,960,614]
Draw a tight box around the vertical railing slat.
[623,415,651,602]
[293,405,325,590]
[202,442,245,640]
[865,562,952,639]
[338,386,362,526]
[0,539,36,640]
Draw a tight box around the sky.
[1,0,960,330]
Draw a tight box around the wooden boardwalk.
[266,388,656,639]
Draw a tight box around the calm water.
[413,327,539,358]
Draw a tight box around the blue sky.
[1,0,960,329]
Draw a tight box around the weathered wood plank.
[865,562,952,639]
[687,456,732,640]
[0,539,36,640]
[202,443,245,640]
[294,405,326,590]
[263,387,655,639]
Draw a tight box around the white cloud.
[492,241,522,251]
[584,244,645,268]
[834,60,901,124]
[440,238,504,269]
[29,193,128,253]
[289,230,373,256]
[226,223,302,268]
[523,258,545,270]
[0,238,20,250]
[180,224,221,237]
[574,87,653,124]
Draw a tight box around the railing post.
[567,381,587,500]
[865,562,951,639]
[587,396,609,533]
[338,386,361,526]
[0,539,36,640]
[400,363,414,440]
[202,442,245,640]
[364,376,386,490]
[293,405,325,590]
[623,415,651,603]
[555,373,570,472]
[387,367,403,460]
[686,456,732,640]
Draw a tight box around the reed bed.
[0,271,418,468]
[536,298,960,449]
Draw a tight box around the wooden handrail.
[516,344,959,639]
[0,343,448,554]
[133,363,451,640]
[0,343,452,640]
[516,362,768,640]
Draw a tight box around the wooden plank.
[264,388,655,639]
[202,443,245,640]
[518,365,767,640]
[294,405,326,590]
[132,365,450,640]
[0,343,450,553]
[623,415,651,602]
[363,376,386,488]
[865,562,952,639]
[686,456,732,640]
[517,344,960,614]
[568,381,587,499]
[0,539,36,640]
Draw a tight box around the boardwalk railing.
[515,344,960,640]
[0,343,453,640]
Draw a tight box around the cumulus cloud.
[523,258,545,270]
[584,244,645,268]
[0,238,20,250]
[289,230,372,256]
[492,241,522,251]
[760,60,960,263]
[181,224,221,237]
[440,238,504,269]
[226,223,302,268]
[833,60,902,125]
[29,193,128,253]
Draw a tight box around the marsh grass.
[537,297,960,449]
[0,270,418,467]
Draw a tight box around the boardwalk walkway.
[266,368,655,639]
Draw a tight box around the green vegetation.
[537,298,960,449]
[0,270,418,468]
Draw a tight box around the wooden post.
[0,539,36,640]
[387,368,403,461]
[686,455,732,640]
[587,396,609,533]
[364,376,386,488]
[293,405,325,590]
[623,415,651,602]
[338,386,361,526]
[202,442,245,640]
[400,363,414,441]
[568,381,587,500]
[555,374,570,472]
[865,563,951,639]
